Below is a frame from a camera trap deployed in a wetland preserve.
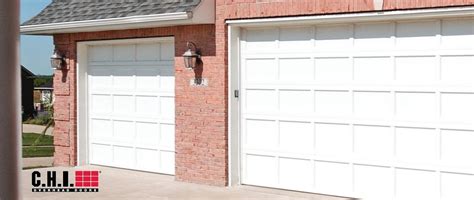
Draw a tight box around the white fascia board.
[21,12,192,35]
[227,6,474,27]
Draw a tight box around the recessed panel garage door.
[88,39,175,175]
[240,18,474,200]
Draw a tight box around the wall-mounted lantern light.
[50,49,65,70]
[182,42,201,69]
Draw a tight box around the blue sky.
[21,0,53,75]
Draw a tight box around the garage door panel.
[90,119,113,139]
[314,161,352,194]
[113,146,135,168]
[315,25,352,49]
[245,89,277,113]
[159,69,175,91]
[279,58,313,81]
[159,42,174,61]
[396,127,437,163]
[396,168,439,199]
[90,144,113,165]
[314,90,351,116]
[279,158,313,190]
[159,151,175,174]
[113,120,135,142]
[396,92,437,120]
[441,19,474,49]
[441,93,474,121]
[136,95,159,116]
[136,69,159,91]
[354,165,393,200]
[279,121,313,154]
[112,69,135,90]
[136,148,159,172]
[441,56,474,82]
[244,155,278,186]
[159,96,175,119]
[279,90,313,114]
[354,91,392,118]
[136,43,160,61]
[240,19,474,199]
[354,57,393,81]
[395,56,437,81]
[315,123,351,156]
[89,68,113,89]
[91,94,112,114]
[279,26,313,49]
[113,45,136,61]
[441,172,474,199]
[441,129,474,167]
[244,28,279,51]
[88,40,175,175]
[135,122,159,147]
[159,123,175,150]
[396,20,439,49]
[113,95,135,114]
[244,119,277,150]
[89,45,113,62]
[314,57,351,81]
[354,22,394,50]
[354,125,393,158]
[245,59,277,82]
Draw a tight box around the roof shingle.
[22,0,201,26]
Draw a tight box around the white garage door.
[240,18,474,200]
[87,39,175,175]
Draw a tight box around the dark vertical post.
[0,0,21,199]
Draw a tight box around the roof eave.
[20,12,194,35]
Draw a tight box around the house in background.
[34,77,53,112]
[20,1,474,199]
[21,65,35,119]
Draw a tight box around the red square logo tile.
[91,182,99,187]
[76,182,83,187]
[75,171,82,176]
[91,177,98,182]
[84,171,91,176]
[84,177,90,181]
[92,171,99,176]
[84,182,91,187]
[75,177,83,181]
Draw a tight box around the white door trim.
[76,37,175,167]
[228,26,242,186]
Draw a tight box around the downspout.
[0,0,21,199]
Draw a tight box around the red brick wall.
[53,25,228,186]
[384,0,474,10]
[53,0,474,187]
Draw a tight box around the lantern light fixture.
[50,49,65,70]
[182,42,201,69]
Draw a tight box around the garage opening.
[79,38,176,175]
[237,18,474,200]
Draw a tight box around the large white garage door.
[240,18,474,200]
[88,39,175,175]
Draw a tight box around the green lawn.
[22,133,54,158]
[22,132,53,146]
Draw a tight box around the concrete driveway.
[22,166,351,200]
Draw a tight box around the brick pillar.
[52,34,77,166]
